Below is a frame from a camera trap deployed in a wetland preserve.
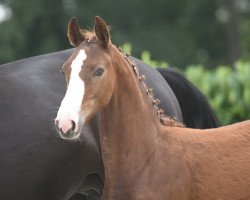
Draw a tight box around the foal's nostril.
[71,120,76,131]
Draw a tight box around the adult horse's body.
[0,20,219,200]
[56,16,250,200]
[0,49,104,200]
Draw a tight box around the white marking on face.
[56,50,87,133]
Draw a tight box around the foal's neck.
[100,49,161,143]
[99,48,162,198]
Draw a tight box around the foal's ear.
[67,17,85,47]
[95,16,110,48]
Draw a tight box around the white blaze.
[56,50,87,132]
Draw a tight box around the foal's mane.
[118,49,184,128]
[80,30,184,128]
[81,30,97,40]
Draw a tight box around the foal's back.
[164,120,250,199]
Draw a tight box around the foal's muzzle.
[55,119,82,140]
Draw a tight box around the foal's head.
[55,17,116,139]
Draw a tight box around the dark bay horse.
[0,21,219,200]
[56,16,250,200]
[0,49,104,200]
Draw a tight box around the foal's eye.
[95,68,105,76]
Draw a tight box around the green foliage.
[184,61,250,125]
[121,42,168,68]
[121,42,132,55]
[141,51,168,68]
[1,0,250,67]
[128,47,250,125]
[0,0,69,64]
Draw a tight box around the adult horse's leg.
[157,68,220,128]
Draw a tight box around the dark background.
[0,0,249,68]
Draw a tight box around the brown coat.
[62,16,250,200]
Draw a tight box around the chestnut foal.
[56,17,250,200]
